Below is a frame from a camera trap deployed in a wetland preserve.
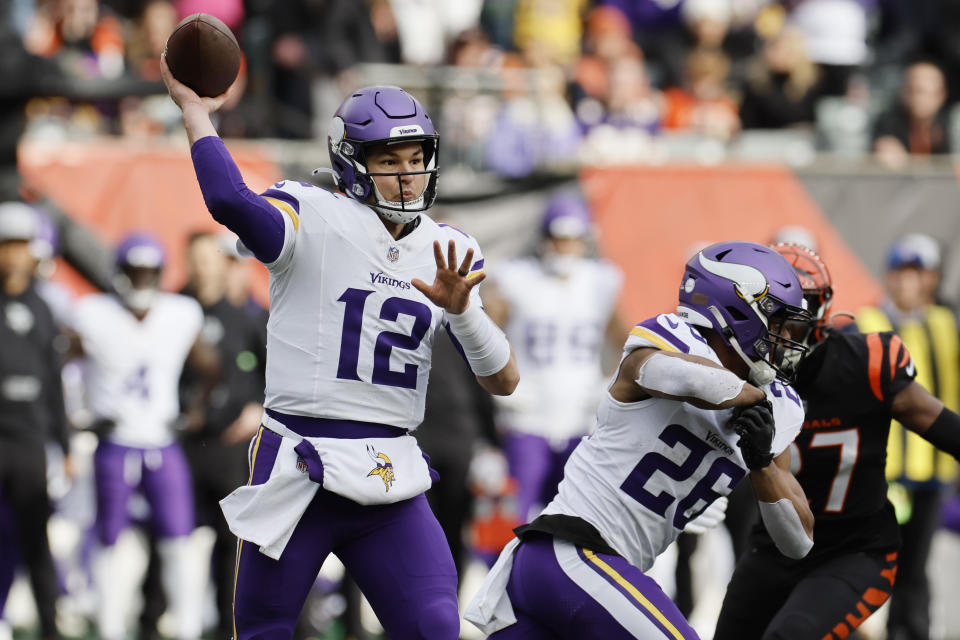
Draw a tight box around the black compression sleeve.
[924,407,960,460]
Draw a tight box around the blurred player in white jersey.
[467,241,816,639]
[484,192,624,522]
[161,57,519,639]
[70,233,212,640]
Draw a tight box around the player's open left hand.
[731,397,775,470]
[160,52,231,114]
[412,240,485,314]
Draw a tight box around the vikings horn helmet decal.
[677,241,811,385]
[697,252,769,301]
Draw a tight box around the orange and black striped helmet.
[772,242,833,345]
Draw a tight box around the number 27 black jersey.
[762,330,916,558]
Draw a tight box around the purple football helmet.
[327,86,439,224]
[541,193,592,239]
[114,232,165,313]
[677,241,811,385]
[116,232,165,269]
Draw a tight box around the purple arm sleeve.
[190,136,285,263]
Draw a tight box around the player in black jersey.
[714,243,960,640]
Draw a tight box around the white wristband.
[758,498,813,559]
[635,352,745,405]
[446,304,511,377]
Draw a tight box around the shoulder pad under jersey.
[625,313,717,360]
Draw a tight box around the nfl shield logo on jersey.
[387,246,400,263]
[296,455,308,474]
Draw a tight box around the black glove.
[86,418,116,439]
[731,398,775,470]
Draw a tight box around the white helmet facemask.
[367,174,425,225]
[113,273,158,314]
[705,304,778,386]
[542,253,583,278]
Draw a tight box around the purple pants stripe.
[233,425,273,640]
[576,547,690,640]
[248,427,281,486]
[491,535,699,639]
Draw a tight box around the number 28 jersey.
[258,181,486,430]
[541,313,805,571]
[491,256,623,441]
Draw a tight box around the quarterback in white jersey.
[255,179,490,429]
[71,233,210,640]
[485,192,624,521]
[467,241,816,639]
[163,57,518,640]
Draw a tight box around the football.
[164,13,241,98]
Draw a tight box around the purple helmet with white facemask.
[116,232,165,270]
[676,241,811,385]
[327,86,439,224]
[541,193,592,239]
[539,192,592,278]
[113,232,166,313]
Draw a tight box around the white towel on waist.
[464,537,521,634]
[220,433,317,560]
[220,416,434,560]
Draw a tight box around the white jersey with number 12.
[258,180,487,429]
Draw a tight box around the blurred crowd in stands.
[6,0,960,172]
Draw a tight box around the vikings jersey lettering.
[73,293,203,448]
[541,313,804,570]
[255,181,485,429]
[491,257,623,440]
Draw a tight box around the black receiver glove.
[87,418,117,439]
[731,397,775,470]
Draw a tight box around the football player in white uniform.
[466,241,815,639]
[71,233,211,640]
[484,192,624,522]
[161,57,518,639]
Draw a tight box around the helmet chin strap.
[369,180,423,224]
[706,305,777,387]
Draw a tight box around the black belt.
[515,514,621,557]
